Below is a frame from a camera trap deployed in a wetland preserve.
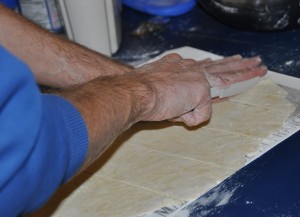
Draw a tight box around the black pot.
[198,0,300,31]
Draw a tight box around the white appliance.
[58,0,122,56]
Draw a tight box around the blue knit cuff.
[42,95,88,181]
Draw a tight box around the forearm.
[0,4,132,87]
[59,73,154,169]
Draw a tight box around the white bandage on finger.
[202,68,218,98]
[202,68,213,83]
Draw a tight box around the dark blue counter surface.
[114,5,300,78]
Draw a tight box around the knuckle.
[169,53,182,58]
[164,53,182,60]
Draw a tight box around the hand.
[135,53,211,126]
[136,53,267,127]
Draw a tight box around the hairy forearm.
[59,73,154,169]
[0,4,132,87]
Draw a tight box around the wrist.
[120,72,156,124]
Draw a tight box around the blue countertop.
[114,5,300,78]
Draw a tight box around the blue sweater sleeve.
[0,46,88,216]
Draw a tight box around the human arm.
[0,4,133,88]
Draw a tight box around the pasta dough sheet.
[27,79,295,217]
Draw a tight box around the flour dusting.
[285,60,294,66]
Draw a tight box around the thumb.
[169,101,212,127]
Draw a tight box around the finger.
[206,55,242,66]
[211,97,228,103]
[182,102,212,126]
[206,56,262,74]
[170,102,212,127]
[160,53,183,63]
[207,65,268,87]
[197,55,243,72]
[225,65,268,82]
